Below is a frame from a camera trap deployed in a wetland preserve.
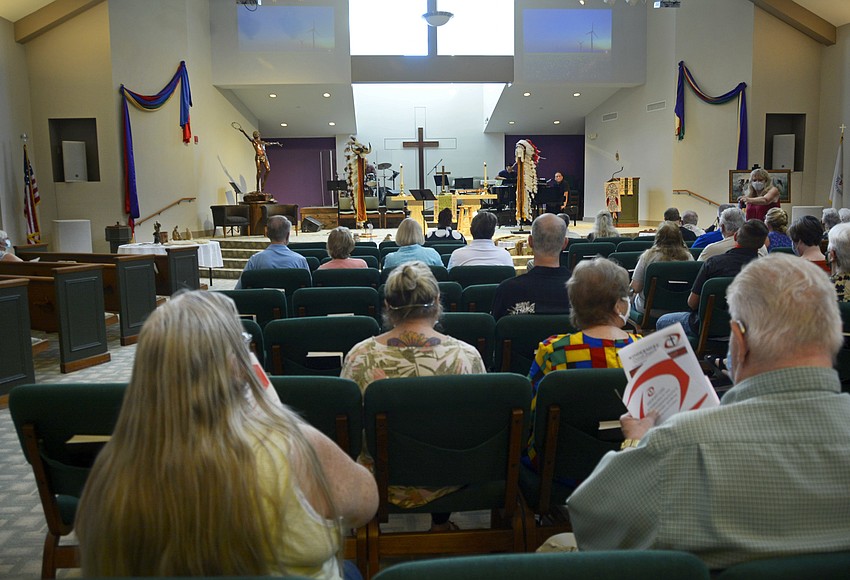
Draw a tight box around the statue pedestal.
[243,192,273,203]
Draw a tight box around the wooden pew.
[154,245,201,295]
[14,251,156,346]
[0,262,110,373]
[0,278,35,396]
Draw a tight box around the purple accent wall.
[504,134,585,217]
[264,138,337,215]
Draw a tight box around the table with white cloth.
[118,241,223,285]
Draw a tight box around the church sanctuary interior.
[2,0,850,578]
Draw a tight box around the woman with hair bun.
[76,291,377,579]
[765,207,792,250]
[341,261,485,532]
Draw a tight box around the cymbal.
[366,180,378,187]
[377,162,392,170]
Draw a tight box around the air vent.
[646,100,667,112]
[602,112,618,122]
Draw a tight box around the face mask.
[752,180,765,192]
[725,346,734,383]
[618,297,630,326]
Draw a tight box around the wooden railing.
[137,197,196,226]
[673,189,720,207]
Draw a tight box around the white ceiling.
[3,1,849,138]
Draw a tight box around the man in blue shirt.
[235,215,308,288]
[692,203,735,248]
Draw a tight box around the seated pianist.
[496,163,517,184]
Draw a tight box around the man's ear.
[561,238,568,251]
[528,235,535,249]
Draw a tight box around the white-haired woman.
[738,167,780,222]
[588,209,619,240]
[382,218,442,269]
[828,222,850,302]
[342,261,485,531]
[76,291,377,578]
[0,230,22,262]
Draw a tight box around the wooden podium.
[605,177,639,227]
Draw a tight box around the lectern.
[605,177,639,227]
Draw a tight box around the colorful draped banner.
[23,144,41,244]
[830,130,844,209]
[120,61,192,232]
[674,61,748,170]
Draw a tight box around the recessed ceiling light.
[573,92,581,97]
[280,123,288,127]
[269,93,277,98]
[508,121,515,125]
[553,120,561,125]
[323,92,331,98]
[523,92,531,97]
[328,122,336,126]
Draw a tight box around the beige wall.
[817,24,850,203]
[751,6,823,207]
[0,17,33,244]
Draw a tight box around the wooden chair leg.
[366,517,380,579]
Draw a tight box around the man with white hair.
[568,254,850,570]
[681,210,704,238]
[692,203,734,248]
[838,208,850,223]
[823,208,841,239]
[698,207,766,261]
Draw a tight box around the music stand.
[409,189,437,201]
[326,179,348,206]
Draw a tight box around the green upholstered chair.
[379,240,399,250]
[351,246,382,265]
[607,251,643,280]
[305,256,321,272]
[380,264,448,284]
[768,245,795,254]
[373,550,709,580]
[461,283,499,313]
[311,267,381,289]
[263,316,380,376]
[691,276,734,357]
[241,318,265,369]
[441,253,452,267]
[630,260,702,331]
[239,268,312,317]
[214,288,287,329]
[593,236,632,246]
[448,265,516,289]
[292,287,380,321]
[519,369,628,550]
[438,311,496,369]
[291,247,330,261]
[715,551,850,579]
[379,246,399,266]
[689,246,704,259]
[428,243,465,256]
[616,239,655,252]
[438,281,464,312]
[494,314,577,375]
[363,374,532,576]
[9,383,127,579]
[289,241,328,250]
[566,242,617,270]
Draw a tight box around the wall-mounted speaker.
[62,141,88,182]
[301,217,322,233]
[772,134,795,171]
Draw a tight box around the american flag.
[23,144,41,244]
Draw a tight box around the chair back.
[379,240,399,249]
[269,376,363,459]
[305,256,320,271]
[769,245,795,254]
[438,280,463,312]
[379,246,399,266]
[494,314,576,374]
[449,265,516,288]
[214,288,287,328]
[385,197,406,210]
[634,260,703,330]
[264,316,380,375]
[715,550,850,580]
[260,204,298,232]
[381,264,449,283]
[241,319,265,368]
[289,241,327,250]
[364,374,531,514]
[239,268,312,316]
[351,246,381,264]
[312,267,380,289]
[593,236,631,246]
[567,242,616,270]
[461,283,499,313]
[616,239,655,252]
[429,243,466,256]
[525,369,627,510]
[692,276,734,356]
[292,287,380,321]
[607,251,643,279]
[438,312,496,368]
[9,383,127,577]
[339,197,353,211]
[365,196,380,210]
[292,248,330,261]
[372,550,709,580]
[689,246,703,259]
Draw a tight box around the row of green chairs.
[287,243,469,270]
[563,243,702,272]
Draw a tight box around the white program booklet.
[617,323,720,423]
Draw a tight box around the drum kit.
[365,162,399,200]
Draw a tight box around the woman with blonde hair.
[342,261,485,532]
[382,218,442,269]
[588,209,619,240]
[318,226,368,270]
[738,167,780,221]
[76,291,377,578]
[765,207,792,250]
[629,221,693,316]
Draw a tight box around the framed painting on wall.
[729,169,791,203]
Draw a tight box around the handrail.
[136,197,196,226]
[673,189,719,208]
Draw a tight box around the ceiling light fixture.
[523,92,531,97]
[553,120,561,125]
[573,92,581,97]
[328,122,336,126]
[508,121,515,125]
[280,123,288,127]
[422,10,453,27]
[268,93,277,98]
[323,92,331,98]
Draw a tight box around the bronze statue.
[153,221,162,244]
[232,122,281,193]
[172,226,182,241]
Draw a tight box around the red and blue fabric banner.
[674,61,748,170]
[23,144,41,244]
[120,61,192,232]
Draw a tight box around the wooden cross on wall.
[436,166,451,192]
[403,127,439,190]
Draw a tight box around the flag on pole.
[830,131,844,209]
[23,144,41,244]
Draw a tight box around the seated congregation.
[9,200,850,580]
